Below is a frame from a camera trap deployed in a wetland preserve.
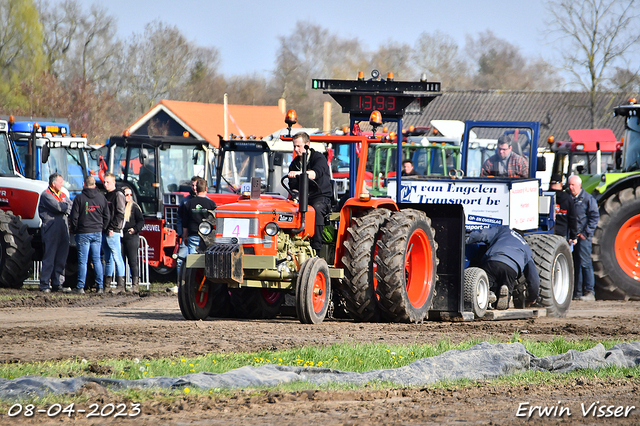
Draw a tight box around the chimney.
[278,98,286,115]
[323,101,331,132]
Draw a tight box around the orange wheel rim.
[404,228,433,308]
[312,271,327,313]
[194,270,208,309]
[614,215,640,280]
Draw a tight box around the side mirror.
[139,148,148,167]
[273,152,283,167]
[41,143,50,164]
[536,155,546,172]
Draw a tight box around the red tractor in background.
[99,132,291,280]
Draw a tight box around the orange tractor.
[180,93,445,324]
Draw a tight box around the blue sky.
[69,0,553,77]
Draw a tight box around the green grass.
[0,336,634,382]
[0,336,638,407]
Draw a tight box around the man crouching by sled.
[466,225,540,310]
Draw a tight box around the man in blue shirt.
[466,225,540,310]
[567,175,599,301]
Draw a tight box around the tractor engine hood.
[213,198,316,246]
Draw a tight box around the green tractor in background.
[584,99,640,300]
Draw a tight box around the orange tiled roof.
[127,100,300,147]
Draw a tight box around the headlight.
[264,222,279,236]
[199,221,213,236]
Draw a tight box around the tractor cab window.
[467,127,532,178]
[41,146,85,194]
[0,133,14,176]
[622,116,640,172]
[219,150,268,193]
[158,145,207,193]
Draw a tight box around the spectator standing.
[176,176,198,279]
[181,178,216,256]
[287,131,332,252]
[38,173,72,293]
[466,225,540,310]
[102,172,126,294]
[122,188,145,293]
[69,176,109,294]
[549,177,578,242]
[481,135,529,178]
[568,175,599,301]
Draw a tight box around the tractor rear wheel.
[525,234,573,317]
[341,209,390,322]
[593,188,640,300]
[375,210,437,323]
[463,267,489,319]
[178,267,214,320]
[230,288,284,319]
[296,257,331,324]
[0,210,34,288]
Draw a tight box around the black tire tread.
[0,210,34,289]
[341,209,390,322]
[463,267,488,318]
[525,234,573,318]
[375,209,437,323]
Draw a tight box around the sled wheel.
[525,234,574,317]
[593,188,640,299]
[375,210,437,322]
[464,267,489,318]
[297,257,331,324]
[0,210,33,288]
[341,209,390,321]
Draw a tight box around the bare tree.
[120,20,220,117]
[466,30,561,91]
[413,31,471,89]
[547,0,640,127]
[273,20,367,128]
[368,41,415,80]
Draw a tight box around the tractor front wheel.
[178,267,214,320]
[296,257,331,324]
[375,210,437,323]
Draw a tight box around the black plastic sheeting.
[1,341,639,400]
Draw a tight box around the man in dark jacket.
[38,173,72,293]
[466,225,540,309]
[549,177,578,242]
[287,132,332,252]
[70,176,109,293]
[103,172,126,293]
[568,175,599,301]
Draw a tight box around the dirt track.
[0,289,639,424]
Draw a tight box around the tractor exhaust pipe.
[291,146,309,235]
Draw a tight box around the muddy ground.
[0,288,639,425]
